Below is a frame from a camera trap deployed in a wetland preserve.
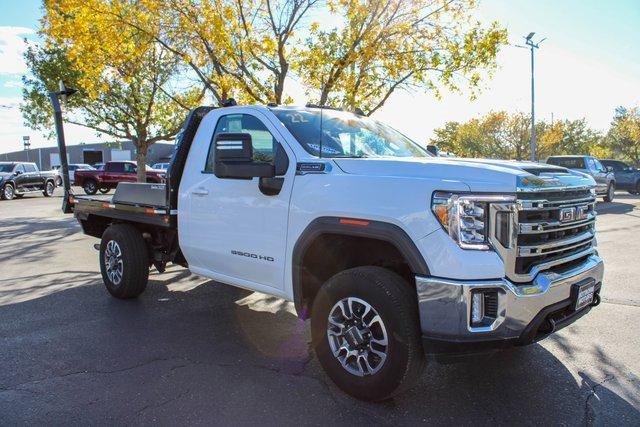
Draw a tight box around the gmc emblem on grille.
[560,205,589,223]
[560,208,575,222]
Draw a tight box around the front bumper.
[416,254,604,354]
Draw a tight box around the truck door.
[22,163,40,188]
[12,164,27,190]
[588,158,608,192]
[180,110,295,293]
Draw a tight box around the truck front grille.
[516,188,596,276]
[490,188,597,282]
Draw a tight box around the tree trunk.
[136,144,148,183]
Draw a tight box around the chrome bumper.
[416,254,604,343]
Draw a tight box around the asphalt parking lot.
[1,189,639,425]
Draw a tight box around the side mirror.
[606,166,614,173]
[14,170,22,175]
[214,133,274,179]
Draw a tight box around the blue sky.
[1,0,639,152]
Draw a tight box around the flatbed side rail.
[72,196,175,228]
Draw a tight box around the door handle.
[191,188,209,196]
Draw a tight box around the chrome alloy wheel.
[104,240,124,285]
[46,181,54,195]
[327,297,388,377]
[4,185,14,200]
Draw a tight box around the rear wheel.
[99,224,149,299]
[43,181,55,197]
[83,179,98,195]
[603,183,615,202]
[55,176,62,186]
[311,266,424,401]
[1,184,15,200]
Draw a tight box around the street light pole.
[518,33,545,162]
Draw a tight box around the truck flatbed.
[72,183,175,229]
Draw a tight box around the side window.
[593,159,605,172]
[123,163,136,173]
[205,114,277,172]
[14,164,25,173]
[107,162,125,173]
[24,164,37,173]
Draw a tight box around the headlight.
[432,192,517,250]
[432,192,489,250]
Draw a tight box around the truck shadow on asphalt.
[596,193,640,216]
[1,270,638,425]
[0,216,80,263]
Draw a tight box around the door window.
[123,163,137,173]
[592,159,606,172]
[24,164,37,173]
[106,162,124,172]
[14,164,25,174]
[205,114,277,172]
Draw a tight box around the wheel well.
[296,233,416,319]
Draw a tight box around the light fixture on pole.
[22,136,31,162]
[517,32,545,162]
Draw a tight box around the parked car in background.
[74,160,165,195]
[600,159,640,195]
[0,162,57,200]
[152,162,170,171]
[52,163,95,186]
[546,155,616,202]
[93,163,105,170]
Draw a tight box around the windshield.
[0,164,15,173]
[272,107,429,158]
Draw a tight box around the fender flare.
[291,216,429,318]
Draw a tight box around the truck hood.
[333,157,595,193]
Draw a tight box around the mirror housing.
[214,133,275,179]
[14,170,22,176]
[606,166,614,173]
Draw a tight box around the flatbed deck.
[72,192,175,228]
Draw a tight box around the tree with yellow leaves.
[297,0,507,114]
[22,0,204,182]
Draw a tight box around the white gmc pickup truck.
[70,104,604,401]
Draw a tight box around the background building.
[0,141,174,170]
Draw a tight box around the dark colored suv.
[600,159,640,195]
[546,155,616,202]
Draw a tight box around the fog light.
[471,292,484,325]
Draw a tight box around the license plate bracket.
[571,279,596,311]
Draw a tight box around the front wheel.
[311,267,424,401]
[1,184,15,200]
[603,183,615,202]
[99,224,149,299]
[43,181,55,197]
[83,179,98,195]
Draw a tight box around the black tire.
[55,176,62,186]
[99,187,110,194]
[83,179,98,195]
[311,266,424,401]
[43,180,55,197]
[1,184,15,200]
[603,183,615,202]
[99,224,149,299]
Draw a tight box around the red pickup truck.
[74,161,165,195]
